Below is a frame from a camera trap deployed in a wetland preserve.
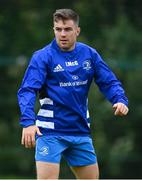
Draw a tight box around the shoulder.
[76,42,98,54]
[77,42,104,66]
[33,43,52,58]
[30,43,53,65]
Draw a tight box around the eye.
[64,27,73,32]
[55,27,62,32]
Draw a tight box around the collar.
[51,39,79,60]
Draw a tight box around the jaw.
[58,40,75,51]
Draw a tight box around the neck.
[60,44,75,52]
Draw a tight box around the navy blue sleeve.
[17,52,48,127]
[92,50,128,106]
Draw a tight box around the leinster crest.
[83,59,91,70]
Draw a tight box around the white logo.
[53,64,64,72]
[65,61,78,67]
[60,80,88,87]
[39,146,49,156]
[72,75,79,80]
[83,60,91,70]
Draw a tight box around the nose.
[61,30,66,36]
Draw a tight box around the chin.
[61,47,70,51]
[60,45,70,51]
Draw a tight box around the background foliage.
[0,0,142,179]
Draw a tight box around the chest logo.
[53,64,64,72]
[72,75,79,80]
[83,60,92,70]
[65,60,78,67]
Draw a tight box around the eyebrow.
[54,27,73,30]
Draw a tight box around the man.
[17,9,129,179]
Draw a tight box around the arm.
[93,51,129,116]
[17,52,48,147]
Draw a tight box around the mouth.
[60,40,68,44]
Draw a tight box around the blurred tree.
[0,0,142,178]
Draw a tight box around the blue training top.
[17,39,128,136]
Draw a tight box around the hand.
[21,125,42,148]
[113,102,129,116]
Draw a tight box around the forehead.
[54,19,76,27]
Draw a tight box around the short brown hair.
[53,9,79,26]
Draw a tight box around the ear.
[76,27,80,36]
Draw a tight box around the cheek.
[54,32,59,37]
[72,35,77,41]
[54,31,60,38]
[70,32,77,39]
